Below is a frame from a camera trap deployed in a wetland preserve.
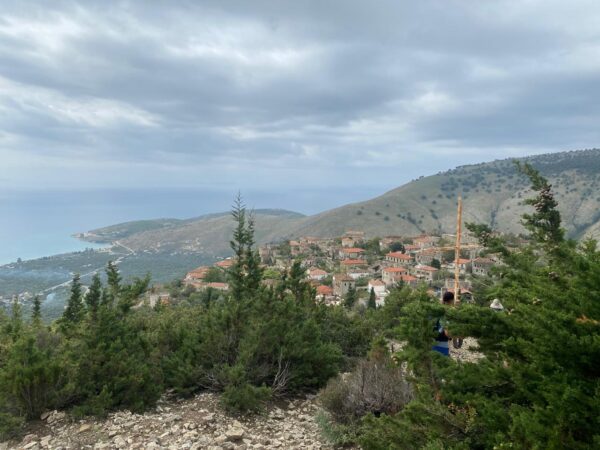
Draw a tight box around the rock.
[114,435,127,449]
[22,434,38,444]
[226,427,245,441]
[78,423,92,433]
[23,442,39,450]
[40,435,52,447]
[202,413,215,423]
[94,443,111,450]
[214,435,228,444]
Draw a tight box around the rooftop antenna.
[454,196,463,305]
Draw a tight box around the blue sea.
[0,187,383,265]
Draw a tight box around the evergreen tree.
[358,163,600,449]
[62,273,84,326]
[288,260,313,303]
[85,274,102,320]
[106,261,121,303]
[367,288,377,309]
[430,258,441,270]
[343,286,358,309]
[31,295,42,327]
[229,193,248,302]
[228,194,263,301]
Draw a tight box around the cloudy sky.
[1,0,599,209]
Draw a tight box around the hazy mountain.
[84,149,600,258]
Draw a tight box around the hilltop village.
[179,230,507,307]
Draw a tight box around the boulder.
[225,427,245,441]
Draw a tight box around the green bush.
[0,412,23,441]
[221,383,272,413]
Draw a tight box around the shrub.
[0,412,23,441]
[221,383,272,413]
[320,351,413,425]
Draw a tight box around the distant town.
[172,229,516,309]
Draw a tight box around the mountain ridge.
[82,149,600,258]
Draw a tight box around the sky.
[1,0,599,211]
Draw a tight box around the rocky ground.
[450,337,485,363]
[3,393,331,450]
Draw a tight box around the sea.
[0,186,383,265]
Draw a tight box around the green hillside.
[288,149,600,240]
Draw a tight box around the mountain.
[83,149,600,259]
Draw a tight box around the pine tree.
[228,194,263,302]
[85,274,102,320]
[62,273,84,325]
[229,193,248,302]
[288,260,312,303]
[31,295,42,327]
[106,261,121,303]
[368,288,377,309]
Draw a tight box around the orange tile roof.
[215,259,235,268]
[316,285,333,295]
[383,267,407,273]
[386,252,412,260]
[308,268,328,276]
[456,258,471,264]
[368,279,386,286]
[416,265,438,272]
[401,274,418,282]
[343,248,365,253]
[341,259,367,265]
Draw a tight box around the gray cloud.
[0,0,599,195]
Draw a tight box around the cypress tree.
[85,273,102,320]
[31,295,42,327]
[62,273,84,325]
[229,194,247,302]
[368,287,377,309]
[106,261,121,302]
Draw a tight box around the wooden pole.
[454,196,463,305]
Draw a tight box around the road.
[41,242,135,294]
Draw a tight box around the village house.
[447,258,471,274]
[414,248,443,265]
[258,245,275,264]
[403,244,421,255]
[339,247,365,259]
[333,274,356,297]
[412,235,439,249]
[472,257,495,276]
[347,268,371,280]
[307,267,328,281]
[385,251,413,266]
[367,279,388,306]
[214,259,235,270]
[382,266,408,287]
[184,266,209,283]
[205,282,229,291]
[413,265,439,284]
[400,274,419,288]
[341,258,368,269]
[316,285,334,301]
